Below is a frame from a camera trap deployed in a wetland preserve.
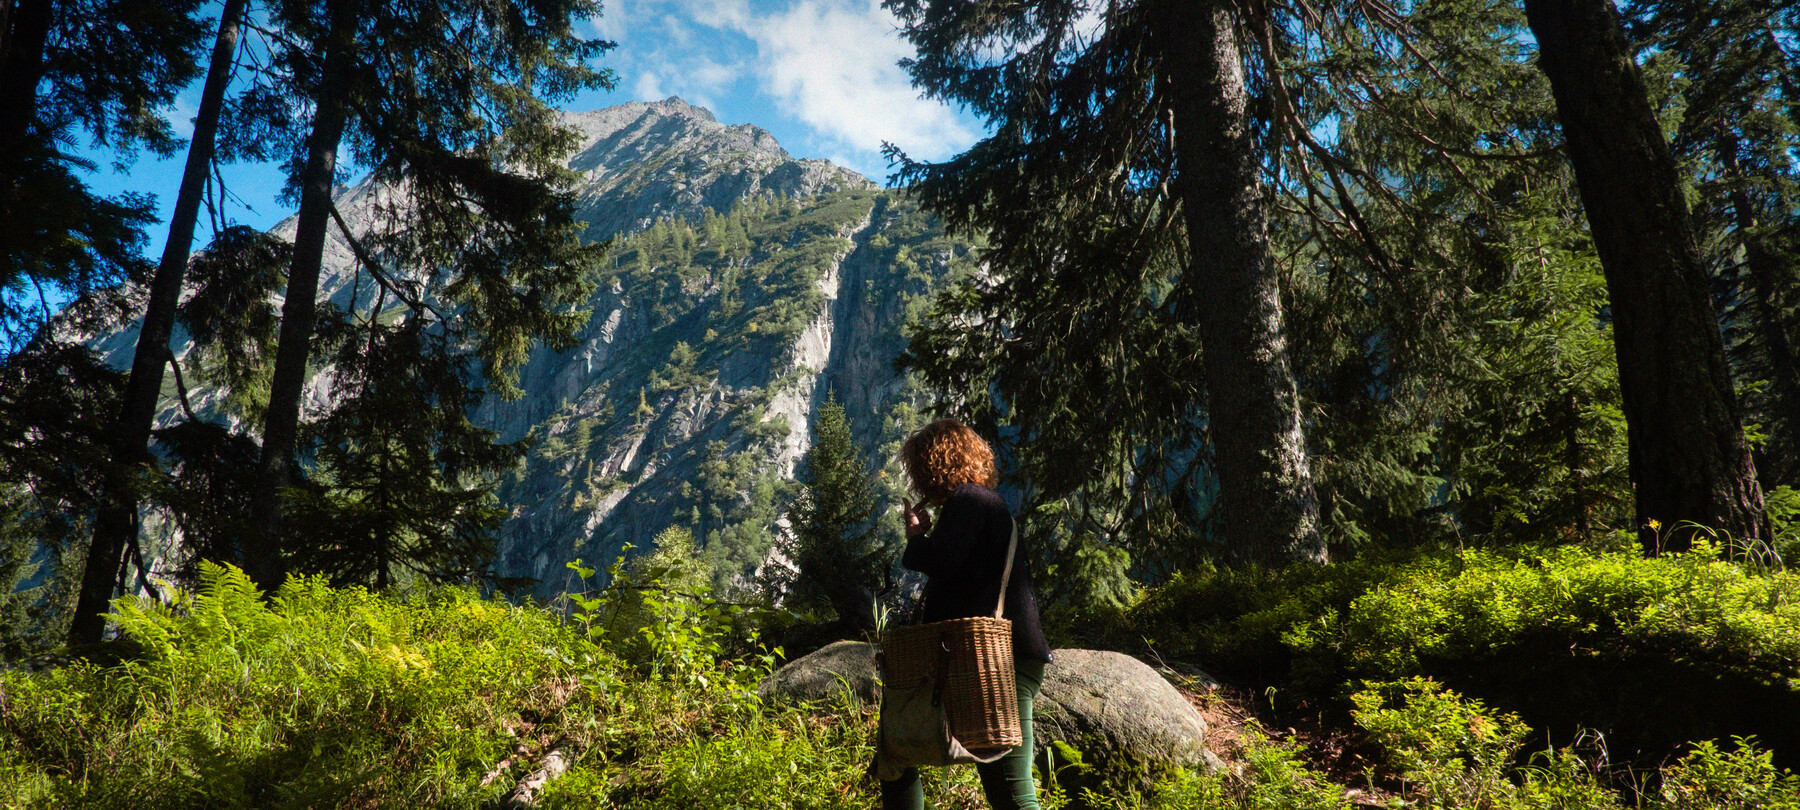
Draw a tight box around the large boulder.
[758,643,1215,792]
[756,640,881,706]
[1034,649,1218,796]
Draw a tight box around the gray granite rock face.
[95,97,970,599]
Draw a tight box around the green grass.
[5,553,1800,809]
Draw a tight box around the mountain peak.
[653,95,716,122]
[558,99,874,242]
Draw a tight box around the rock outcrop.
[758,642,1216,788]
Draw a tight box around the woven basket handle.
[993,518,1017,619]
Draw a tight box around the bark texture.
[1158,0,1324,566]
[1525,0,1766,552]
[0,0,49,145]
[248,0,357,589]
[69,0,248,646]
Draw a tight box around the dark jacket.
[900,482,1053,663]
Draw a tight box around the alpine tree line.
[2,0,1798,649]
[0,0,613,651]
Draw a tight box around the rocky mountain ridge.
[98,97,974,598]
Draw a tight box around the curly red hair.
[901,418,998,504]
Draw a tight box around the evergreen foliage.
[885,0,1325,570]
[284,313,518,589]
[503,189,952,596]
[775,394,890,632]
[1624,0,1800,490]
[0,0,206,350]
[0,343,123,650]
[228,0,617,594]
[5,566,1800,808]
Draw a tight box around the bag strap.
[993,518,1017,619]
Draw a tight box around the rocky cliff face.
[110,97,975,598]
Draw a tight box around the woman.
[884,418,1054,810]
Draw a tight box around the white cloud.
[169,88,202,141]
[632,70,668,101]
[729,0,975,160]
[595,0,979,176]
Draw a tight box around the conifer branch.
[326,199,445,321]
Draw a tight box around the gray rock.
[756,640,880,706]
[758,643,1215,788]
[1035,648,1214,789]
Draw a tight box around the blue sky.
[79,0,986,257]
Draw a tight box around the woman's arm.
[900,489,980,576]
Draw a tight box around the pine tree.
[236,0,615,590]
[1525,0,1768,551]
[0,0,206,348]
[1626,0,1800,489]
[2,0,215,646]
[885,0,1324,568]
[781,395,886,635]
[891,0,1639,567]
[1266,0,1632,547]
[74,0,252,648]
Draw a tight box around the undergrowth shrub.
[1660,738,1800,808]
[1351,678,1619,809]
[1125,542,1800,765]
[1118,731,1350,810]
[0,562,607,808]
[12,549,1800,809]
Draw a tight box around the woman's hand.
[901,497,933,538]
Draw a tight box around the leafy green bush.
[1298,543,1800,685]
[1,562,607,808]
[9,557,1800,809]
[1352,678,1618,809]
[1120,732,1350,810]
[1659,738,1800,808]
[1125,543,1800,764]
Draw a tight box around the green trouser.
[879,658,1046,810]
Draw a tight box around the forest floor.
[1179,678,1401,809]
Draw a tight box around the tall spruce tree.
[893,0,1640,569]
[236,0,615,590]
[886,0,1324,569]
[1265,0,1631,547]
[73,0,252,648]
[781,394,886,635]
[1626,0,1800,490]
[1,0,206,348]
[1525,0,1768,551]
[0,0,214,646]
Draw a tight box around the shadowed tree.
[1525,0,1768,551]
[886,0,1324,568]
[779,394,889,636]
[0,0,205,349]
[73,0,252,648]
[240,0,615,589]
[1626,0,1800,490]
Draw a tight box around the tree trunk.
[67,0,247,646]
[0,0,49,146]
[247,0,356,590]
[1717,133,1800,487]
[1524,0,1766,552]
[1156,0,1325,567]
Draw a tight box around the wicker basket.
[881,616,1021,750]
